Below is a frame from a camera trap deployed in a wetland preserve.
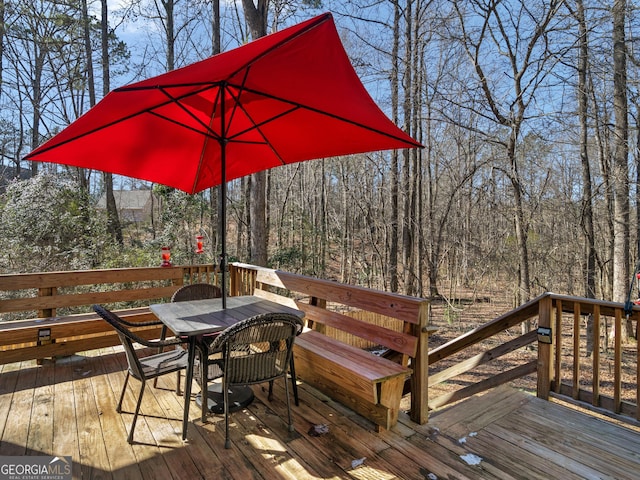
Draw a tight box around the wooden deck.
[2,347,640,479]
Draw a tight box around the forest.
[1,0,639,309]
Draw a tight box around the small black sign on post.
[537,326,552,344]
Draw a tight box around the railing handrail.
[0,265,217,318]
[0,265,217,364]
[429,292,547,364]
[0,266,187,290]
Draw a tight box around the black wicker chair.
[93,305,189,444]
[163,284,222,346]
[171,283,222,303]
[207,312,303,448]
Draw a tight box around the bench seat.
[294,330,412,430]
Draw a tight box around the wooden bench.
[229,263,431,430]
[0,265,216,365]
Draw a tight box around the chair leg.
[223,376,231,449]
[176,370,182,396]
[268,357,299,406]
[200,345,208,422]
[289,356,300,406]
[127,380,146,444]
[117,372,131,413]
[283,374,294,433]
[154,325,169,388]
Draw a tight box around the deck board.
[1,349,640,479]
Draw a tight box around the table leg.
[200,341,208,422]
[182,336,197,441]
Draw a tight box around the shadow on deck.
[1,348,639,479]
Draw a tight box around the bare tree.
[210,0,221,261]
[99,0,123,244]
[242,0,268,266]
[0,0,5,101]
[4,0,85,179]
[573,0,596,300]
[567,0,597,354]
[451,0,564,306]
[390,0,401,293]
[612,0,629,305]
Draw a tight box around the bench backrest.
[231,263,429,365]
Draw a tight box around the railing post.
[614,308,622,413]
[537,294,553,400]
[410,300,431,425]
[229,264,237,296]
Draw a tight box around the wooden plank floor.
[2,347,640,479]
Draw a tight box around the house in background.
[96,190,161,223]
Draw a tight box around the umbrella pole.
[220,142,227,309]
[219,87,228,309]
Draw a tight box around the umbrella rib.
[225,103,297,162]
[222,71,289,165]
[223,14,332,85]
[24,84,223,159]
[157,85,224,141]
[112,15,333,96]
[23,109,158,158]
[227,81,422,148]
[147,110,220,140]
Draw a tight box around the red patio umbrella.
[25,12,421,305]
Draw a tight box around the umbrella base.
[195,383,255,414]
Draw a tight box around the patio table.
[149,295,303,441]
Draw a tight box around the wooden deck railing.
[538,293,640,420]
[0,265,216,364]
[430,292,640,423]
[2,265,637,426]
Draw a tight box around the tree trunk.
[0,0,4,100]
[412,15,423,296]
[30,48,44,177]
[575,0,597,355]
[402,0,415,295]
[320,161,327,276]
[210,0,220,263]
[612,0,629,306]
[612,0,631,342]
[389,2,400,293]
[164,0,175,71]
[78,0,94,195]
[242,0,268,266]
[99,0,123,245]
[211,0,220,56]
[591,78,614,299]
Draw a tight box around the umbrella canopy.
[25,12,421,305]
[25,12,420,193]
